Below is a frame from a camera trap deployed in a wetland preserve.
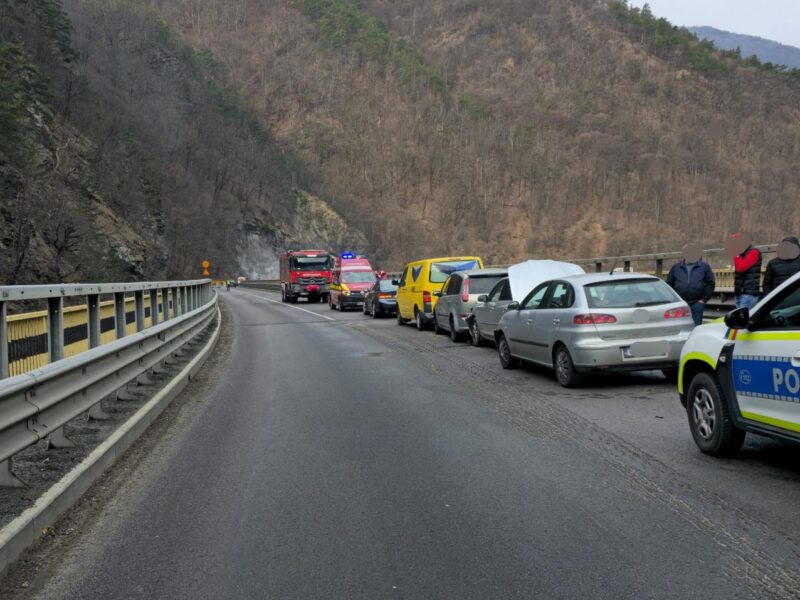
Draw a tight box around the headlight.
[343,290,351,296]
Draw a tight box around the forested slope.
[149,0,800,266]
[1,0,364,282]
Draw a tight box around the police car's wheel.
[554,345,583,388]
[687,372,746,456]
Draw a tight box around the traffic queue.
[278,247,800,460]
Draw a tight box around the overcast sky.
[627,1,800,48]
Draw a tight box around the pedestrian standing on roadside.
[763,236,800,296]
[726,232,762,310]
[666,243,715,326]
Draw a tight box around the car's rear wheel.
[371,302,378,318]
[497,335,519,369]
[468,319,483,347]
[397,308,406,325]
[449,316,464,343]
[554,345,582,388]
[687,372,745,456]
[415,308,426,331]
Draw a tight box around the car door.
[477,279,505,332]
[507,282,552,361]
[396,266,410,317]
[729,281,800,433]
[533,281,575,363]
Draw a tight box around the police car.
[678,271,800,456]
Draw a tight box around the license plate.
[623,341,670,359]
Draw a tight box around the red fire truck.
[279,250,334,303]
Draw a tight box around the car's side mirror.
[391,279,400,285]
[508,301,520,311]
[477,295,488,302]
[433,290,442,297]
[724,307,751,330]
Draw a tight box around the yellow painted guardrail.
[6,294,167,377]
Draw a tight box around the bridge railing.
[0,280,216,486]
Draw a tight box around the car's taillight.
[461,278,470,302]
[664,306,690,319]
[423,291,431,304]
[378,293,393,299]
[573,313,618,325]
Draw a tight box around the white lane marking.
[238,290,337,321]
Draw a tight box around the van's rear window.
[430,260,480,283]
[584,279,678,308]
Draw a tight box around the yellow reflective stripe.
[741,411,800,433]
[678,351,718,394]
[734,331,800,342]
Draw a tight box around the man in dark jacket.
[666,244,716,326]
[763,236,800,295]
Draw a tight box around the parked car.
[433,269,507,341]
[495,273,694,387]
[394,256,484,330]
[363,279,398,317]
[679,271,800,456]
[468,260,584,346]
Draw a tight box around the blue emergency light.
[341,252,355,259]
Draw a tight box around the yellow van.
[394,256,483,330]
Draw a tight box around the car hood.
[507,260,585,301]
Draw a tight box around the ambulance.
[328,253,376,311]
[678,272,800,455]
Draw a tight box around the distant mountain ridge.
[688,26,800,69]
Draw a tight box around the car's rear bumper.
[570,335,688,372]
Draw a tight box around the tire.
[662,367,679,382]
[468,319,483,347]
[289,295,297,304]
[433,311,444,335]
[397,309,406,325]
[371,302,378,318]
[449,316,464,343]
[554,345,582,388]
[497,335,520,369]
[415,308,426,331]
[686,372,746,456]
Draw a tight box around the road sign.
[202,268,210,276]
[201,260,210,268]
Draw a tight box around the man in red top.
[728,232,762,310]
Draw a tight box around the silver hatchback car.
[495,273,694,387]
[433,269,507,342]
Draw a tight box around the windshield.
[468,275,505,294]
[585,279,678,308]
[291,256,332,271]
[378,280,397,292]
[430,260,480,283]
[342,271,375,284]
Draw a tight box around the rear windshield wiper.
[634,301,666,307]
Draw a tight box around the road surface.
[3,288,800,599]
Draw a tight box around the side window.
[441,276,453,296]
[399,267,408,287]
[752,284,800,330]
[546,282,574,309]
[522,283,550,310]
[499,280,513,301]
[487,281,504,302]
[444,275,460,296]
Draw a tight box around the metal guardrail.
[0,280,215,486]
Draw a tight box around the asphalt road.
[7,288,800,599]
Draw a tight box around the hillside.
[148,0,800,267]
[1,0,365,283]
[4,0,800,280]
[689,26,800,70]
